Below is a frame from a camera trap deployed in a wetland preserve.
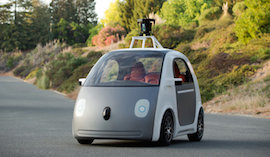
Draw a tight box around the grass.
[203,79,270,118]
[203,59,270,118]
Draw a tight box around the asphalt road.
[0,76,270,157]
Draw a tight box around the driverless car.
[72,19,204,146]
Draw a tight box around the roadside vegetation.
[204,60,270,118]
[10,41,103,93]
[0,0,269,118]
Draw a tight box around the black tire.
[158,111,174,146]
[188,108,204,141]
[77,139,94,145]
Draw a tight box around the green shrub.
[198,64,260,102]
[153,24,195,49]
[86,51,103,64]
[86,24,103,46]
[58,64,93,92]
[199,7,222,24]
[6,57,15,70]
[213,64,259,92]
[232,1,246,17]
[72,48,86,56]
[46,53,88,88]
[160,0,210,27]
[13,66,25,76]
[13,64,33,78]
[250,48,270,63]
[118,43,128,49]
[58,51,102,92]
[194,27,215,39]
[189,51,207,65]
[257,48,270,60]
[176,42,192,54]
[35,68,42,79]
[199,81,216,103]
[35,70,50,89]
[0,53,22,71]
[234,0,270,43]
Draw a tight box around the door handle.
[175,81,182,86]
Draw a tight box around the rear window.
[84,51,165,87]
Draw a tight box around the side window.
[173,58,193,83]
[100,60,119,83]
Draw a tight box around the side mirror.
[174,78,183,86]
[78,78,86,86]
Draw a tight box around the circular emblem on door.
[103,107,111,120]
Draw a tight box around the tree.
[160,0,210,27]
[31,1,50,45]
[56,18,72,44]
[0,0,98,51]
[86,24,103,46]
[0,2,13,24]
[50,0,97,45]
[0,0,35,51]
[76,0,97,25]
[101,0,121,26]
[0,2,13,51]
[71,22,93,44]
[118,0,134,31]
[234,0,270,43]
[50,0,77,24]
[118,0,166,32]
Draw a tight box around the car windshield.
[84,51,165,87]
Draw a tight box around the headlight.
[134,99,150,118]
[75,99,86,117]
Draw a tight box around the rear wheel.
[188,108,204,141]
[158,111,174,146]
[77,139,94,145]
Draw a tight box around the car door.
[173,58,196,126]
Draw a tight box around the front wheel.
[188,108,204,141]
[77,139,94,145]
[158,111,174,146]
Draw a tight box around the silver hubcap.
[197,113,204,137]
[164,116,173,141]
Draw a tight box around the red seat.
[174,62,186,82]
[145,73,160,85]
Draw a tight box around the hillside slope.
[204,60,270,118]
